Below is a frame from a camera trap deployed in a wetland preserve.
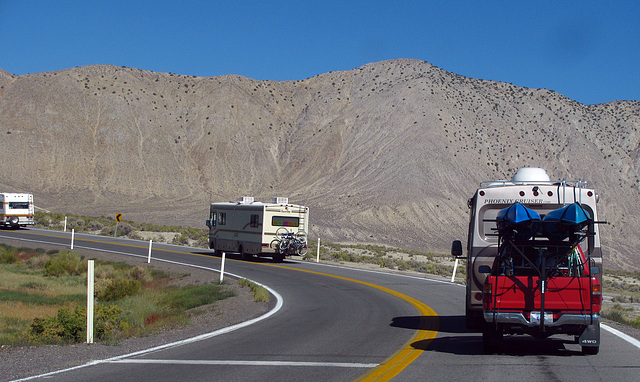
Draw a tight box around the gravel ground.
[0,240,273,382]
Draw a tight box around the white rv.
[206,197,309,262]
[0,193,35,228]
[451,168,603,328]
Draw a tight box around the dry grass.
[0,302,60,322]
[0,267,85,296]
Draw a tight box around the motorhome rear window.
[272,216,299,227]
[8,202,29,209]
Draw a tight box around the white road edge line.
[109,359,379,368]
[8,235,285,382]
[601,324,640,350]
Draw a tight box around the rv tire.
[272,254,285,263]
[239,246,251,260]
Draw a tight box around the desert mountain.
[0,59,638,269]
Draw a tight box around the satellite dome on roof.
[511,168,550,183]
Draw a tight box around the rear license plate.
[530,311,553,324]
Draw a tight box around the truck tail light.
[591,282,602,306]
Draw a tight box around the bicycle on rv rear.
[271,227,308,257]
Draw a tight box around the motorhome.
[451,168,603,353]
[0,193,35,228]
[206,197,309,262]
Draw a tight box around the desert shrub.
[99,226,115,236]
[93,305,126,340]
[0,249,18,264]
[114,223,133,237]
[29,317,64,344]
[44,251,84,276]
[25,254,51,269]
[97,278,142,301]
[172,234,189,245]
[127,265,153,284]
[29,304,124,343]
[87,220,104,231]
[29,305,84,343]
[602,309,625,325]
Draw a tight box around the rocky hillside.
[0,59,639,269]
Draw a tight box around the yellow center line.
[265,264,439,382]
[21,231,439,379]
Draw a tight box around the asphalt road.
[4,228,640,382]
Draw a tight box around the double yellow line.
[267,264,439,382]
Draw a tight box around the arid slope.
[1,59,639,269]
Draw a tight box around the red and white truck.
[451,168,603,354]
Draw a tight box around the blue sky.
[0,0,638,105]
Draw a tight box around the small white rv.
[206,197,309,262]
[0,193,35,228]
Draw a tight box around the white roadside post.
[219,252,226,284]
[316,238,320,263]
[87,260,94,344]
[64,216,67,232]
[147,240,153,263]
[451,258,459,283]
[71,229,75,250]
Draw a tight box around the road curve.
[3,228,640,382]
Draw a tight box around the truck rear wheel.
[482,323,502,353]
[465,305,482,329]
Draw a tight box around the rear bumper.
[1,217,34,226]
[484,312,600,327]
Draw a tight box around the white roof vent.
[511,168,550,183]
[272,197,288,204]
[238,196,254,204]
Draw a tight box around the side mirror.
[205,220,211,228]
[451,240,463,258]
[478,265,491,274]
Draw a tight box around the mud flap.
[578,324,600,347]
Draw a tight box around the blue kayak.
[542,203,592,240]
[496,203,541,240]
